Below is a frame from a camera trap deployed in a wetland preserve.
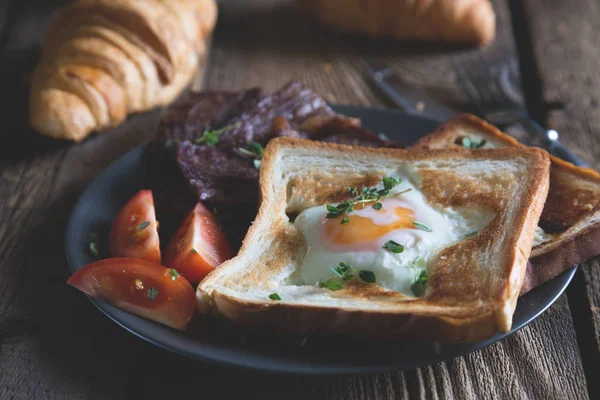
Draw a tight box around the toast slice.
[412,114,600,294]
[197,138,550,343]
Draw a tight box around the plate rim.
[64,104,577,375]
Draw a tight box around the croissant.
[296,0,496,46]
[30,0,217,142]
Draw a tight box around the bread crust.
[295,0,496,46]
[412,114,600,294]
[198,137,550,342]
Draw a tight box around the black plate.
[65,105,576,375]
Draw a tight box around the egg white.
[293,177,492,296]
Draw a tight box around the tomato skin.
[110,190,161,264]
[163,202,232,283]
[67,258,195,330]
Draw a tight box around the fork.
[454,57,588,167]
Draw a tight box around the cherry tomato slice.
[67,258,195,330]
[163,202,232,283]
[110,190,161,263]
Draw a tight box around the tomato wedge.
[67,258,195,330]
[163,202,232,282]
[110,190,161,264]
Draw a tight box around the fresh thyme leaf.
[383,240,404,253]
[410,270,429,297]
[269,293,281,301]
[332,262,354,280]
[89,233,99,257]
[464,230,478,238]
[461,136,472,148]
[190,248,198,254]
[461,136,487,149]
[372,202,382,210]
[317,279,344,291]
[327,205,338,212]
[137,221,150,231]
[411,218,433,232]
[340,216,350,225]
[382,177,400,191]
[148,287,159,301]
[239,141,265,169]
[194,123,240,146]
[359,270,376,283]
[325,280,344,291]
[247,141,264,157]
[167,269,180,281]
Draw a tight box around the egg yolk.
[324,206,415,245]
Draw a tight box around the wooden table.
[1,0,599,398]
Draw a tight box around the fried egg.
[293,177,493,296]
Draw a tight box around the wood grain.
[522,0,600,397]
[0,0,595,399]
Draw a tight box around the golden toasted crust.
[412,114,600,294]
[296,0,496,46]
[198,137,550,343]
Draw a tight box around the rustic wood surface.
[522,1,600,398]
[0,0,597,399]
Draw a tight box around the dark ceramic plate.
[65,105,576,375]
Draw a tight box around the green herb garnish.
[410,270,429,297]
[317,279,344,291]
[331,262,354,281]
[89,233,99,257]
[383,240,404,253]
[137,221,150,231]
[194,123,241,146]
[461,137,487,149]
[238,141,264,169]
[381,177,400,194]
[326,177,401,224]
[319,262,376,290]
[411,218,432,232]
[148,287,159,301]
[167,268,180,281]
[190,248,198,254]
[359,270,376,283]
[239,141,264,158]
[269,293,281,301]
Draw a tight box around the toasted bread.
[412,114,600,294]
[197,138,550,343]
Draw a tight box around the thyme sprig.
[461,136,487,149]
[408,257,429,297]
[325,177,401,224]
[194,123,241,146]
[238,141,264,169]
[318,262,376,291]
